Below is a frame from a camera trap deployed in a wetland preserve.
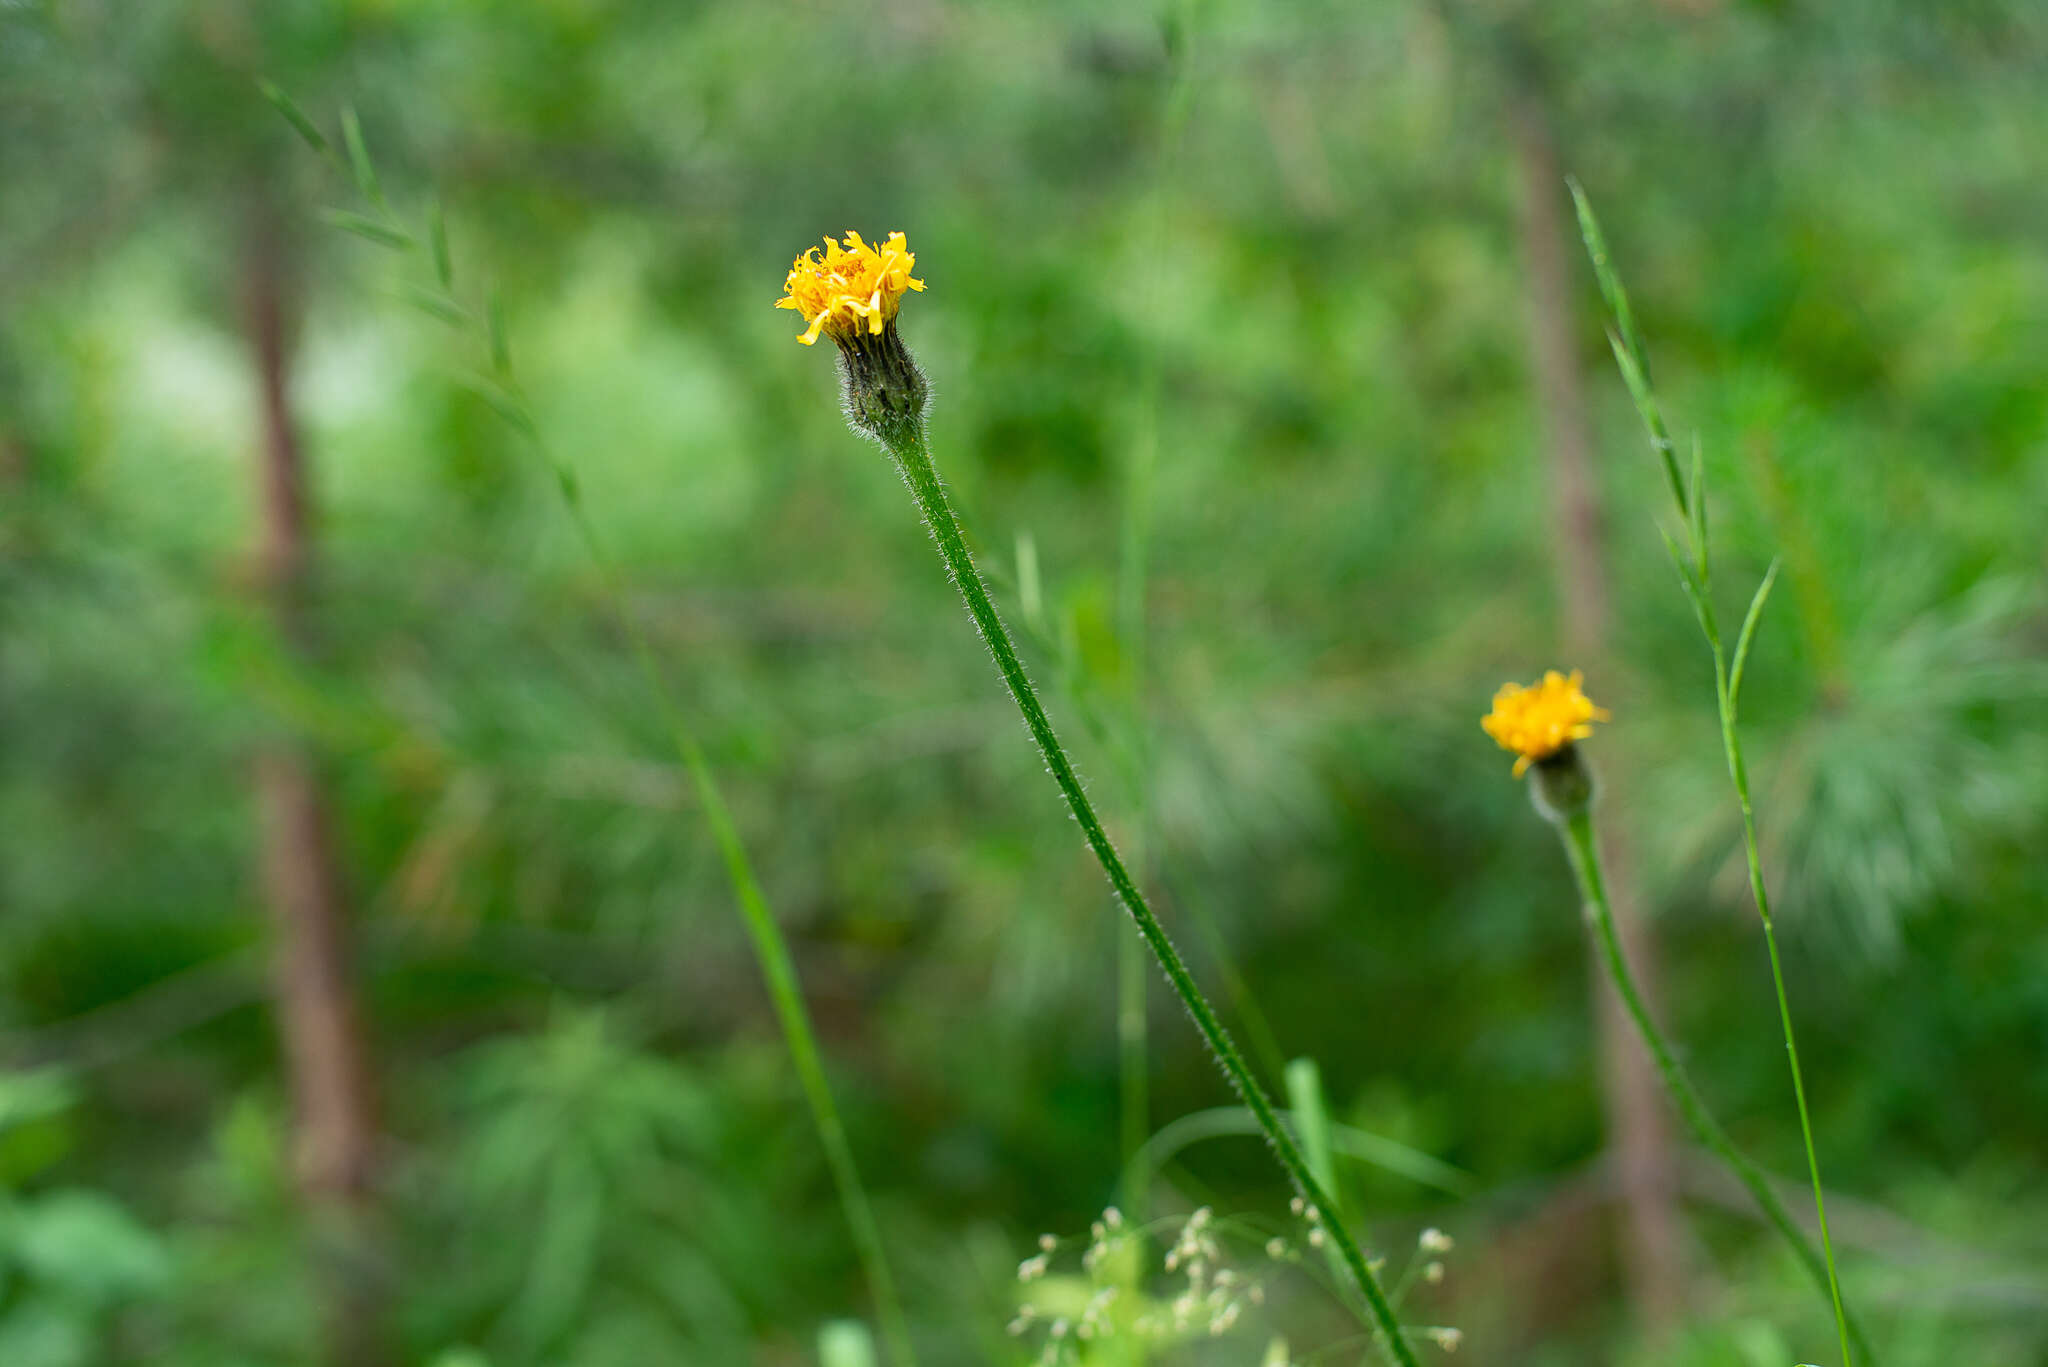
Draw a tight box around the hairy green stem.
[885,429,1420,1367]
[1558,809,1871,1365]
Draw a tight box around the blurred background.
[3,1,2046,1364]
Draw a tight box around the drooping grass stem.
[551,491,918,1367]
[881,426,1421,1367]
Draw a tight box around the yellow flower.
[776,230,925,346]
[1482,669,1611,777]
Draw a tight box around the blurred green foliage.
[3,0,2046,1362]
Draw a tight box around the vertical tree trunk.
[1512,91,1687,1336]
[245,202,385,1365]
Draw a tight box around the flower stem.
[884,428,1420,1367]
[1557,808,1872,1365]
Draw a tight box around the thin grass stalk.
[550,489,918,1367]
[1708,594,1856,1367]
[1557,812,1870,1362]
[880,427,1421,1367]
[1570,181,1863,1366]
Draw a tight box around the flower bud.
[834,316,928,448]
[1528,743,1596,823]
[776,229,930,447]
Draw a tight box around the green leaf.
[487,287,512,375]
[429,197,454,290]
[257,79,332,160]
[1284,1057,1340,1213]
[399,283,469,327]
[457,377,537,440]
[341,104,381,205]
[1656,523,1713,640]
[318,208,412,249]
[1607,329,1686,517]
[11,1190,171,1303]
[1729,559,1780,714]
[1688,432,1709,582]
[1568,177,1651,388]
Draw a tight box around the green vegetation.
[4,2,2046,1364]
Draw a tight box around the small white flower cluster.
[1009,1200,1279,1359]
[1079,1204,1125,1277]
[1008,1206,1135,1362]
[1163,1205,1218,1274]
[1419,1226,1452,1286]
[1405,1227,1462,1354]
[1132,1206,1266,1340]
[1021,1204,1466,1360]
[1287,1195,1329,1249]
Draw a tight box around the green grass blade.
[454,377,538,441]
[341,105,382,205]
[1284,1058,1341,1209]
[1688,432,1709,582]
[1729,559,1781,715]
[1607,328,1687,518]
[486,287,513,376]
[319,208,411,249]
[399,283,468,327]
[257,80,334,162]
[1124,1106,1475,1200]
[429,198,454,290]
[1568,177,1651,387]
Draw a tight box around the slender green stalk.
[882,428,1420,1367]
[1571,182,1862,1366]
[1558,810,1871,1364]
[262,88,917,1364]
[551,491,917,1367]
[1706,595,1855,1367]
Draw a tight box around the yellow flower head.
[776,230,925,346]
[1482,669,1611,777]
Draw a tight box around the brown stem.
[1513,88,1686,1335]
[245,200,385,1365]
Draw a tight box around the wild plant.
[777,234,1430,1365]
[1476,188,1872,1365]
[1007,1202,1463,1365]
